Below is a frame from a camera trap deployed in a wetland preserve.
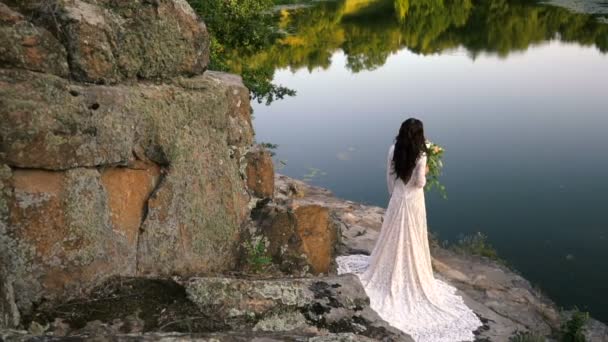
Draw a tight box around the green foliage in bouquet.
[425,141,447,198]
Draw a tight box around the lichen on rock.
[0,3,69,77]
[0,164,22,329]
[185,275,412,341]
[4,0,210,83]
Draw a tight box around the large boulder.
[3,0,209,83]
[0,69,254,325]
[0,0,253,331]
[0,68,252,170]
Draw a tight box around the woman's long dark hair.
[392,118,427,183]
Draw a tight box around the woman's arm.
[386,145,395,195]
[413,154,427,188]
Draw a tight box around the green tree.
[248,0,607,71]
[188,0,295,104]
[190,0,276,52]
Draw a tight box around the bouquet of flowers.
[425,141,447,198]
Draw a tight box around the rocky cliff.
[0,0,254,328]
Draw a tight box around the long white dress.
[336,144,482,342]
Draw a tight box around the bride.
[336,118,482,342]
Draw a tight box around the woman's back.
[387,144,427,197]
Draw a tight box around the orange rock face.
[252,203,338,275]
[101,162,161,245]
[10,170,66,259]
[295,205,338,274]
[5,164,161,314]
[245,149,275,199]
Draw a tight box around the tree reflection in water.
[224,0,607,86]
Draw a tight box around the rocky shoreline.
[272,174,608,342]
[2,172,607,341]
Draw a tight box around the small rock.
[250,203,338,275]
[245,146,275,199]
[27,321,48,335]
[186,275,412,341]
[50,318,71,337]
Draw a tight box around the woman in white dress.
[336,118,482,342]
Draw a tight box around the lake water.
[250,0,608,321]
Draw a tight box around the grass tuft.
[243,238,273,273]
[509,331,546,342]
[451,232,502,262]
[560,308,589,342]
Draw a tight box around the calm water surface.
[249,0,608,321]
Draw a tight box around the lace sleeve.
[413,154,427,188]
[387,145,395,195]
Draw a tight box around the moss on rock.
[0,3,69,77]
